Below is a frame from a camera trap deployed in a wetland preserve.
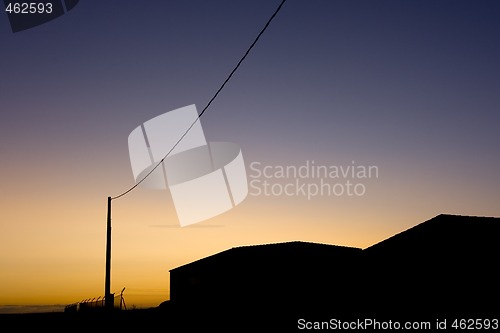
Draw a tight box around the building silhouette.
[5,214,498,330]
[361,214,499,318]
[170,241,362,313]
[164,214,499,327]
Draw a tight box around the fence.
[65,288,126,313]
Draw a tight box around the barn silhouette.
[162,214,499,329]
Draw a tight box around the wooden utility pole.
[105,196,113,310]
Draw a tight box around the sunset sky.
[1,0,499,312]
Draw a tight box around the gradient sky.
[1,0,499,312]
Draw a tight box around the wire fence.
[64,291,126,313]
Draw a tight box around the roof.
[170,241,362,272]
[170,214,500,272]
[364,213,500,256]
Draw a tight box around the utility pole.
[105,196,113,310]
[98,0,286,313]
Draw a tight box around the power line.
[111,0,288,201]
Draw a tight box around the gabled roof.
[364,213,500,256]
[170,240,362,272]
[170,214,500,272]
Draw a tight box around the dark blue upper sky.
[2,0,499,162]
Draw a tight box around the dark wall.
[170,242,363,316]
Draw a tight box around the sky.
[1,0,499,312]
